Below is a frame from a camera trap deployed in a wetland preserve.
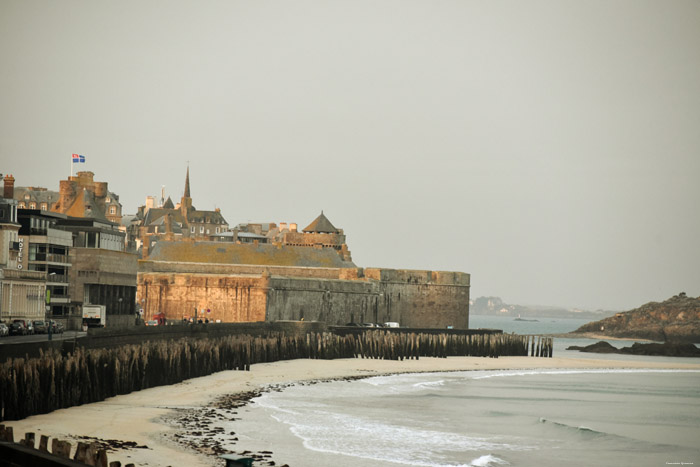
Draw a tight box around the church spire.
[184,165,191,198]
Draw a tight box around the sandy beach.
[5,355,700,467]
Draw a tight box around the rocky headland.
[566,340,700,357]
[572,293,700,343]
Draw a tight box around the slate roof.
[163,196,175,209]
[14,187,59,205]
[303,211,339,233]
[188,209,228,225]
[65,188,109,221]
[143,208,187,226]
[148,241,356,268]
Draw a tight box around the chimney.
[290,223,298,232]
[279,222,288,231]
[3,174,15,199]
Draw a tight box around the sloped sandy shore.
[6,356,700,466]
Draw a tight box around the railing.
[46,274,68,284]
[31,253,69,264]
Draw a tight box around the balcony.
[47,274,69,284]
[30,253,70,264]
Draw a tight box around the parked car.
[13,319,33,335]
[9,322,26,336]
[0,323,8,337]
[33,320,48,334]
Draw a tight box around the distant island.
[571,293,700,344]
[470,296,617,320]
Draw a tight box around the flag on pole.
[72,154,86,163]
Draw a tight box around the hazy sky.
[1,1,698,310]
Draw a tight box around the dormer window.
[106,197,111,203]
[24,194,30,200]
[29,202,36,209]
[40,203,48,210]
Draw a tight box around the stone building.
[127,167,229,257]
[232,212,352,262]
[13,171,124,224]
[50,171,123,224]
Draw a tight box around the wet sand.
[6,356,700,466]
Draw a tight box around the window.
[40,203,48,210]
[24,194,30,200]
[206,229,210,235]
[109,206,116,214]
[106,197,111,203]
[29,202,36,209]
[18,202,25,208]
[200,226,204,233]
[190,226,195,233]
[215,227,220,234]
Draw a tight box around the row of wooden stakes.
[0,331,552,422]
[0,424,132,466]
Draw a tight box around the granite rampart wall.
[137,263,470,329]
[138,273,268,323]
[266,276,379,324]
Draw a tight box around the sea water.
[222,317,700,466]
[230,369,700,466]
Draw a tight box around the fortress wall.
[266,276,379,324]
[138,273,268,323]
[379,281,470,329]
[137,264,470,329]
[282,231,346,246]
[364,268,470,329]
[139,260,347,280]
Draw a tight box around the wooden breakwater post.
[0,328,553,424]
[525,336,553,358]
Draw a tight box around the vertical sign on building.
[17,237,24,269]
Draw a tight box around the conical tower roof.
[302,211,339,233]
[184,165,191,198]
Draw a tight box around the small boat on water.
[514,314,539,322]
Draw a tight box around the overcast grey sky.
[1,0,698,310]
